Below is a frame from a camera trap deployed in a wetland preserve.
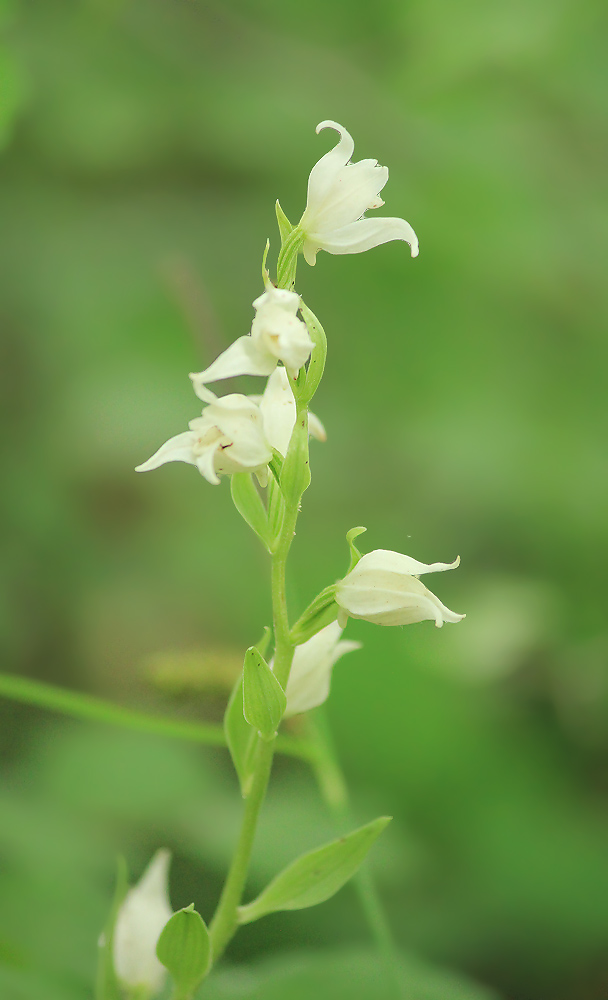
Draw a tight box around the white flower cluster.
[136,120,418,487]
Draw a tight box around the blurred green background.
[1,1,607,998]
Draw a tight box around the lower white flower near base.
[190,287,313,392]
[135,389,273,486]
[281,621,361,716]
[299,121,419,266]
[113,849,173,997]
[336,549,465,628]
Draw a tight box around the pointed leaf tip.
[238,816,391,923]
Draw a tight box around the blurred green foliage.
[0,1,607,998]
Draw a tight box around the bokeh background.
[1,1,607,998]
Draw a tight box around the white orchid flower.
[113,849,173,997]
[336,549,465,628]
[190,287,313,393]
[135,388,272,486]
[253,366,326,457]
[275,621,361,716]
[299,120,419,266]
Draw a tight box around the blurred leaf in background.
[0,1,607,999]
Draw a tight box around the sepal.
[230,473,271,552]
[156,905,211,1000]
[242,646,286,741]
[237,816,391,923]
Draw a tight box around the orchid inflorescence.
[107,120,465,1000]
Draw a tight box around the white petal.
[302,240,319,266]
[190,336,276,393]
[304,121,355,217]
[195,441,221,484]
[356,550,460,578]
[305,158,389,234]
[316,216,419,258]
[284,622,361,716]
[135,431,196,473]
[259,367,297,456]
[253,287,301,315]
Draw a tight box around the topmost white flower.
[298,121,419,266]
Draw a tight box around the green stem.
[0,672,308,760]
[306,711,404,998]
[209,735,275,961]
[208,448,302,961]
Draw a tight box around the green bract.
[242,646,286,741]
[238,817,391,924]
[156,905,211,1000]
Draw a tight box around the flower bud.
[113,850,173,996]
[336,549,465,628]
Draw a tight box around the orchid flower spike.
[277,621,361,717]
[253,366,326,457]
[190,287,313,392]
[336,549,465,628]
[135,388,272,486]
[299,120,419,266]
[113,849,173,997]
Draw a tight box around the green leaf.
[230,474,271,551]
[299,303,327,405]
[345,526,367,573]
[156,904,211,999]
[238,816,391,923]
[95,856,128,1000]
[242,646,286,741]
[224,674,256,796]
[275,199,294,242]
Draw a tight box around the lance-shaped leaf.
[230,473,271,551]
[275,199,294,242]
[238,816,391,924]
[224,673,256,796]
[243,646,286,741]
[156,904,211,1000]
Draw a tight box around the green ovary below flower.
[113,850,173,998]
[277,621,361,717]
[298,120,419,266]
[135,389,273,486]
[336,549,465,628]
[190,287,313,393]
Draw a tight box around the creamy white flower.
[190,287,313,392]
[276,621,361,716]
[336,549,465,628]
[299,120,419,266]
[254,366,326,457]
[113,849,172,996]
[135,388,272,486]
